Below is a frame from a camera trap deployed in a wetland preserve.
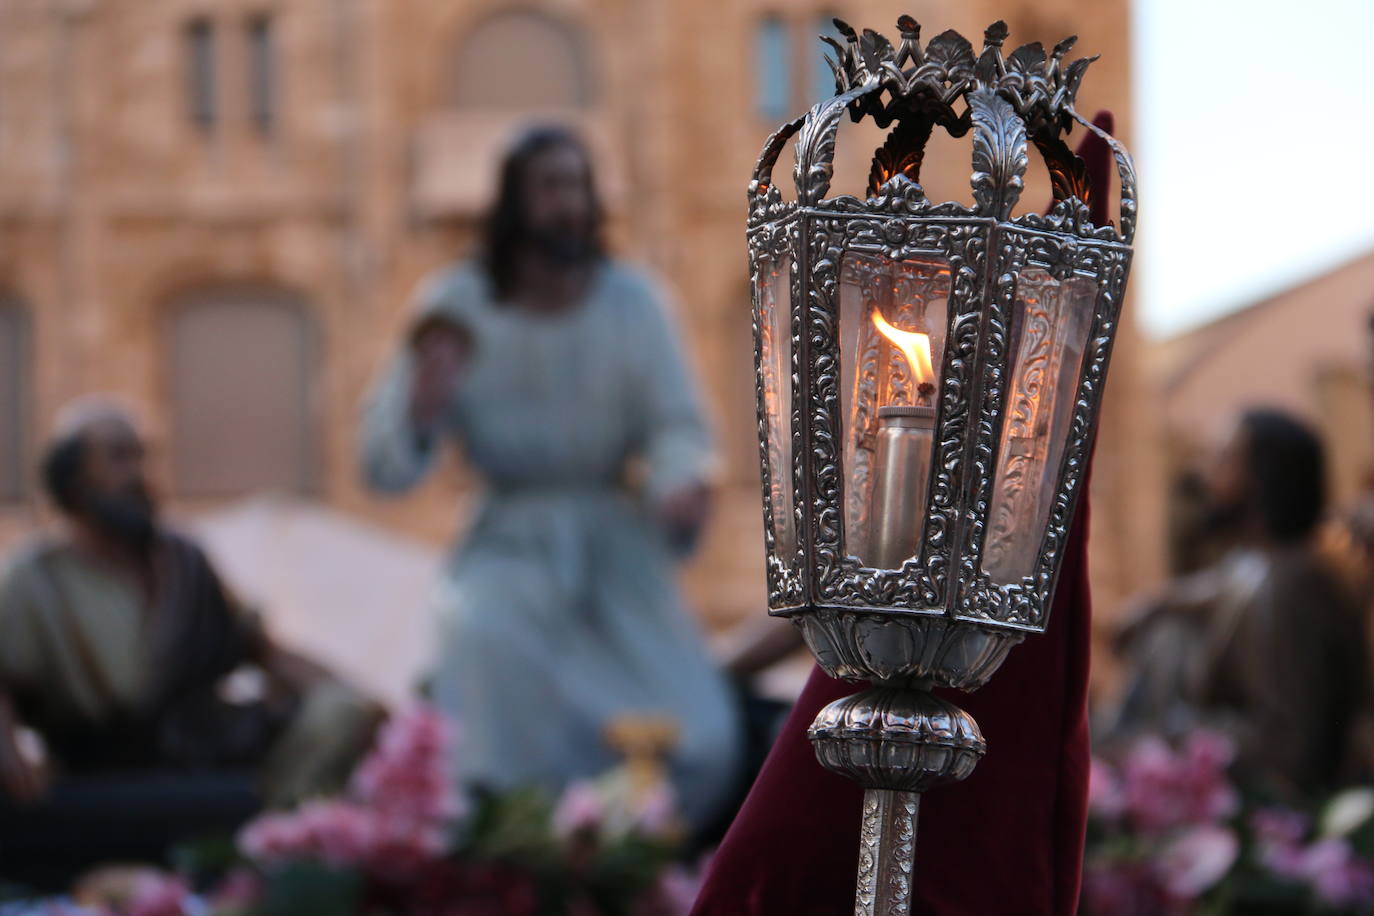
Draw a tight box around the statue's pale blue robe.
[359,260,742,827]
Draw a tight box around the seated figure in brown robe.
[0,399,380,887]
[1108,408,1370,799]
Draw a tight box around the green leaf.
[253,863,363,916]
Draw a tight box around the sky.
[1131,0,1374,338]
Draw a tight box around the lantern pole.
[856,789,919,912]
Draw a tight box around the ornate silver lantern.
[747,17,1135,915]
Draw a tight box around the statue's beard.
[81,486,158,552]
[526,225,597,266]
[1200,494,1248,542]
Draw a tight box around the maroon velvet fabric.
[691,113,1116,916]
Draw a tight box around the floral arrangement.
[0,707,703,916]
[1085,729,1374,915]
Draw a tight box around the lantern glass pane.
[983,268,1098,583]
[757,255,795,559]
[838,251,951,568]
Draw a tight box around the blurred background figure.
[1107,408,1369,798]
[0,398,379,889]
[359,125,742,831]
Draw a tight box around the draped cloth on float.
[358,259,743,832]
[689,112,1116,916]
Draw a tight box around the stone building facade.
[0,0,1161,651]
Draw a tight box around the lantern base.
[809,684,987,916]
[792,607,1024,687]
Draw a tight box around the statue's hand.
[409,321,470,430]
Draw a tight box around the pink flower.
[633,782,679,837]
[553,780,606,838]
[1298,838,1374,908]
[239,800,377,868]
[1156,824,1238,899]
[1250,808,1374,906]
[1251,808,1310,877]
[124,873,192,916]
[1082,861,1173,916]
[1121,731,1237,833]
[640,862,706,915]
[360,810,450,881]
[238,705,460,880]
[1183,729,1234,772]
[239,799,449,880]
[1088,757,1126,821]
[351,705,464,824]
[1251,808,1308,847]
[210,868,263,909]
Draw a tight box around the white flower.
[1321,788,1374,839]
[1156,824,1239,899]
[552,780,606,838]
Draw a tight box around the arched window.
[451,10,593,110]
[167,286,319,498]
[0,296,29,503]
[755,15,790,120]
[247,14,276,133]
[185,16,216,128]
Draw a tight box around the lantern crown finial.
[750,17,1135,244]
[823,17,1095,138]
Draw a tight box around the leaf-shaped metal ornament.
[968,89,1028,220]
[821,36,851,93]
[749,113,808,195]
[1050,35,1078,66]
[1007,42,1047,75]
[1061,56,1097,104]
[922,29,976,82]
[821,35,850,67]
[794,82,884,205]
[859,29,896,74]
[982,21,1009,50]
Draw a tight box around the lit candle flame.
[871,310,935,385]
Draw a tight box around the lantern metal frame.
[747,17,1135,914]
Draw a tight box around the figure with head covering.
[359,125,742,831]
[0,397,380,886]
[1108,408,1370,797]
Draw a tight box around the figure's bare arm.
[0,691,48,804]
[0,566,51,804]
[257,636,332,692]
[719,616,807,679]
[359,275,472,495]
